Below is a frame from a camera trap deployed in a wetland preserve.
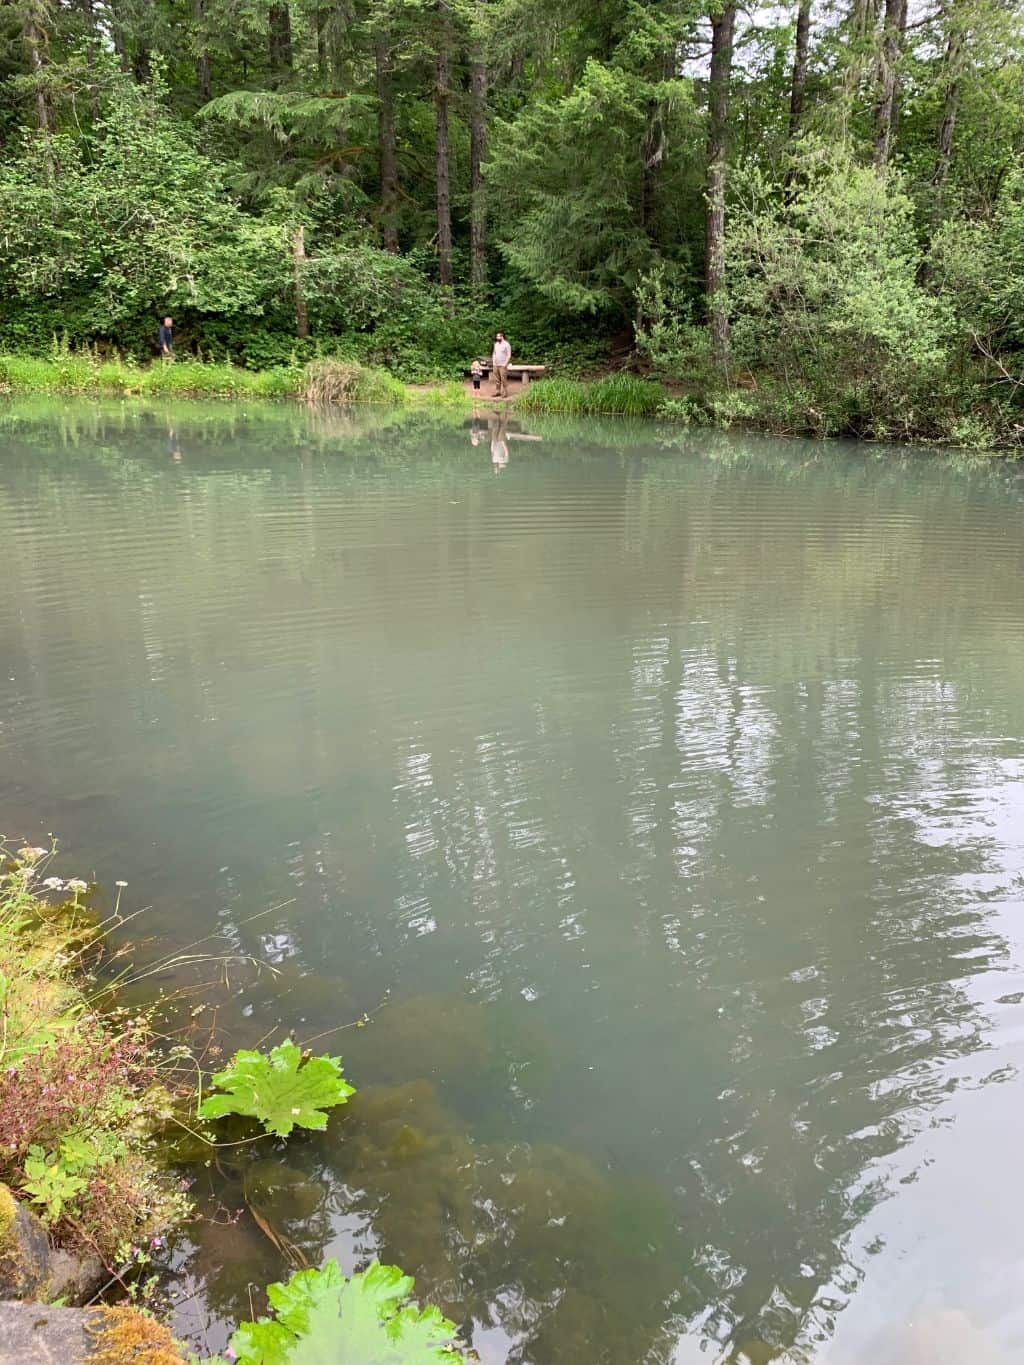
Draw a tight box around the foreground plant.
[228,1260,462,1364]
[198,1039,355,1138]
[0,842,188,1264]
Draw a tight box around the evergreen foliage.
[1,0,1023,439]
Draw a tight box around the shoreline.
[0,843,465,1363]
[0,353,1018,452]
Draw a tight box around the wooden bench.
[467,362,547,388]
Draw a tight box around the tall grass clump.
[411,380,471,410]
[585,373,665,417]
[518,373,665,417]
[0,842,189,1266]
[303,357,406,406]
[517,377,588,415]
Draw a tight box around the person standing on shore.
[158,316,174,360]
[491,331,511,398]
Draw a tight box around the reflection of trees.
[4,400,1024,1361]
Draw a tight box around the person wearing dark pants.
[158,317,174,360]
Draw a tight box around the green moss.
[86,1306,187,1364]
[0,1183,17,1248]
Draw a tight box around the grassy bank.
[0,352,678,419]
[0,843,188,1269]
[0,352,470,409]
[9,351,1005,448]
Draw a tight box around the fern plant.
[229,1260,462,1364]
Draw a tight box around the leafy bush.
[656,396,702,424]
[229,1260,462,1364]
[0,844,188,1260]
[197,1039,355,1137]
[722,146,951,439]
[0,74,288,348]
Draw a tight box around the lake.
[2,397,1024,1364]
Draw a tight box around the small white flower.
[115,880,128,888]
[291,1107,301,1116]
[42,877,65,891]
[17,846,47,863]
[19,867,36,881]
[67,878,88,894]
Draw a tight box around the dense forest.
[1,0,1023,442]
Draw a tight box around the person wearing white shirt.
[491,332,512,397]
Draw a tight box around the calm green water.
[3,399,1024,1363]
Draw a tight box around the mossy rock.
[0,1303,188,1363]
[0,1183,103,1306]
[0,1184,52,1301]
[86,1306,187,1363]
[0,1185,17,1249]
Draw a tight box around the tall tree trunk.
[195,0,211,103]
[705,2,736,369]
[842,0,878,121]
[640,51,673,246]
[25,18,50,133]
[469,50,487,291]
[873,0,907,167]
[435,17,453,289]
[293,226,310,340]
[788,0,812,137]
[640,102,661,240]
[132,0,153,83]
[932,25,965,216]
[316,7,327,77]
[111,4,131,73]
[269,3,293,83]
[375,39,399,253]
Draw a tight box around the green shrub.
[656,396,702,424]
[722,146,951,440]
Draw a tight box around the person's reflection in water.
[489,411,509,473]
[168,426,182,462]
[469,416,483,448]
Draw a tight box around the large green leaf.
[197,1040,354,1138]
[229,1260,461,1364]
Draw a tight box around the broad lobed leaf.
[198,1039,355,1138]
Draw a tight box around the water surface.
[2,398,1024,1363]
